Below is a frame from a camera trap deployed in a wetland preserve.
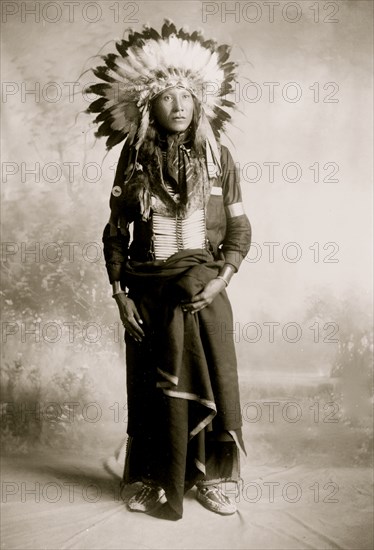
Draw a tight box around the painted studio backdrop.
[1,1,373,549]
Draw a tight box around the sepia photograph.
[1,1,373,548]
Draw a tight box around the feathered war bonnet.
[85,20,238,167]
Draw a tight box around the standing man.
[87,20,251,520]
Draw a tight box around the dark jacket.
[102,144,251,286]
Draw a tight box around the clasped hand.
[181,277,226,314]
[115,278,226,343]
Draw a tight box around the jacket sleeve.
[220,146,252,271]
[102,143,131,285]
[102,223,130,285]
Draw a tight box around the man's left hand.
[181,278,226,314]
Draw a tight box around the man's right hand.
[113,294,145,343]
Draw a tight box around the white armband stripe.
[226,202,245,218]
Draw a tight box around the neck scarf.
[162,130,194,207]
[129,129,214,220]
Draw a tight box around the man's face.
[152,87,194,133]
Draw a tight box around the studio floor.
[1,449,372,550]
